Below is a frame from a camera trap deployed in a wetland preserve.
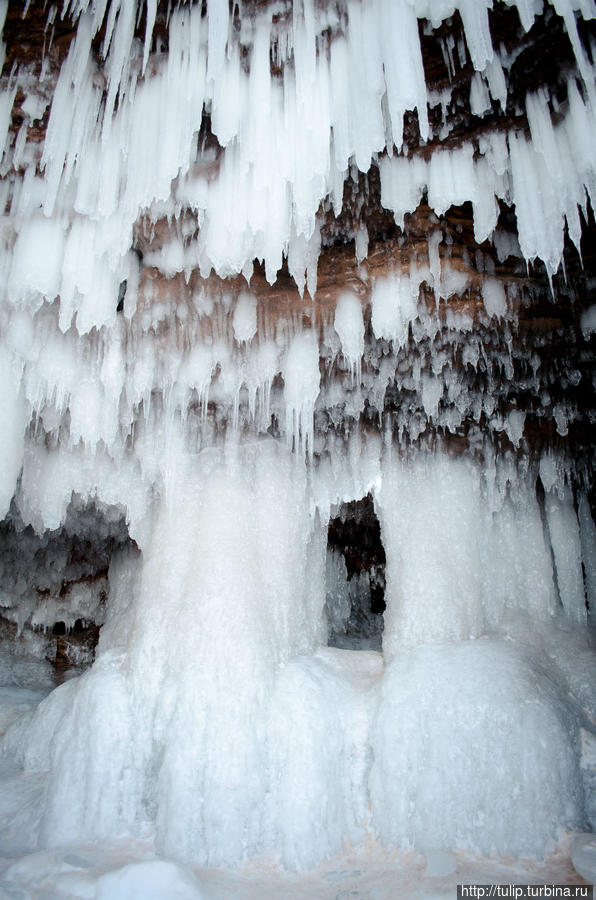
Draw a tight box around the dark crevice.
[325,493,386,652]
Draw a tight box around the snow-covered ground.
[0,840,590,900]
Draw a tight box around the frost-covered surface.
[0,0,594,886]
[325,547,384,650]
[0,638,594,896]
[572,832,596,883]
[1,445,595,871]
[0,0,593,538]
[0,0,595,326]
[0,832,592,899]
[0,267,591,550]
[0,500,129,639]
[0,646,54,739]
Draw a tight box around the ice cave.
[0,0,595,896]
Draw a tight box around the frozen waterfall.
[0,0,595,895]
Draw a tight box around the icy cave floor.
[0,646,591,900]
[0,835,589,900]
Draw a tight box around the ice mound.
[371,640,584,857]
[95,859,211,900]
[571,832,596,883]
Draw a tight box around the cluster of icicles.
[0,0,593,539]
[0,0,595,316]
[0,263,585,548]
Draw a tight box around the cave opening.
[0,499,137,676]
[325,493,386,652]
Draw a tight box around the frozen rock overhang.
[2,0,596,293]
[0,0,594,536]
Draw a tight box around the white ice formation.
[0,0,595,876]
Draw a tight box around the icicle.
[371,272,418,348]
[0,0,8,73]
[551,0,596,109]
[284,330,321,460]
[458,0,494,71]
[232,292,257,344]
[334,292,364,384]
[428,230,442,306]
[142,0,157,76]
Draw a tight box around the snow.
[95,859,210,900]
